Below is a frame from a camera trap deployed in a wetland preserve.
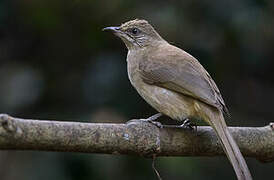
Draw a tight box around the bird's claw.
[126,113,163,128]
[146,119,163,128]
[180,119,197,131]
[143,113,163,128]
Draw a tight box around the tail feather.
[206,109,252,180]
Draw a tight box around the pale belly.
[131,79,195,121]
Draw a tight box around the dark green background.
[0,0,273,179]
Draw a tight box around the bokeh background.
[0,0,273,179]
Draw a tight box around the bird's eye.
[131,28,140,35]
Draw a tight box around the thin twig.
[152,154,162,180]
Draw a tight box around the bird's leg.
[145,113,162,121]
[180,118,197,131]
[142,113,163,128]
[126,113,163,128]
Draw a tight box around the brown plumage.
[103,19,252,180]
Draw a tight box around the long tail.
[204,108,252,180]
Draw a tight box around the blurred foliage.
[0,0,273,179]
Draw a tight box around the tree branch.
[0,114,273,162]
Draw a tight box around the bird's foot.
[146,113,162,121]
[145,119,163,128]
[127,113,163,128]
[180,119,197,131]
[142,113,163,128]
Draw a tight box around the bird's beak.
[102,26,120,33]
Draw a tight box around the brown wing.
[139,50,228,114]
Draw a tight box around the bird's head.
[103,19,164,50]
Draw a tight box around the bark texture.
[0,114,273,162]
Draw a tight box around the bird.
[103,19,252,180]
